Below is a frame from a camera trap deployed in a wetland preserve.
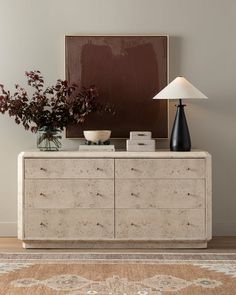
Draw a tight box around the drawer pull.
[40,193,46,197]
[187,168,191,171]
[96,167,102,171]
[96,222,103,227]
[131,222,138,227]
[131,193,139,198]
[137,133,145,136]
[96,192,102,197]
[187,193,191,196]
[40,222,47,227]
[138,143,145,146]
[40,167,46,171]
[187,222,190,226]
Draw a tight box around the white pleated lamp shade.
[153,77,208,99]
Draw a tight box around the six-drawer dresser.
[18,150,212,248]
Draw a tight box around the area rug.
[0,253,236,294]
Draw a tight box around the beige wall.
[0,0,235,236]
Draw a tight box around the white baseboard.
[0,222,17,237]
[213,222,236,236]
[0,222,235,237]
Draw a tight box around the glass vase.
[37,127,62,151]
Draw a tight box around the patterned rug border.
[0,252,236,261]
[1,252,236,255]
[0,259,236,264]
[0,259,236,265]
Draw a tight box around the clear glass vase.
[37,127,62,151]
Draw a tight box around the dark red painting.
[65,36,168,138]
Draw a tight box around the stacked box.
[130,131,152,140]
[126,131,155,152]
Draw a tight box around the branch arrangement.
[0,70,113,132]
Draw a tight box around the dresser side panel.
[17,153,24,240]
[206,154,212,240]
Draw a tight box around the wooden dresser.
[18,150,212,248]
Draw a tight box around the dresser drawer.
[116,179,205,209]
[25,179,114,209]
[115,159,205,179]
[25,159,114,179]
[116,209,205,240]
[24,209,114,240]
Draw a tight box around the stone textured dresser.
[18,150,212,248]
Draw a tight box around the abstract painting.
[65,35,168,138]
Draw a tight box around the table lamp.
[153,77,207,151]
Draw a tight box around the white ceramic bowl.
[83,130,111,143]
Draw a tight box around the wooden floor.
[0,237,236,253]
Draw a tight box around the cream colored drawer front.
[116,179,205,209]
[24,209,114,240]
[115,159,205,179]
[25,159,114,179]
[116,209,205,240]
[25,179,114,209]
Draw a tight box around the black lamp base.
[170,99,191,151]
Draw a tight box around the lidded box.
[130,131,152,140]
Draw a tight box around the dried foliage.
[0,70,113,132]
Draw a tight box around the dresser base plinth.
[22,240,208,249]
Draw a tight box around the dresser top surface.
[19,150,211,159]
